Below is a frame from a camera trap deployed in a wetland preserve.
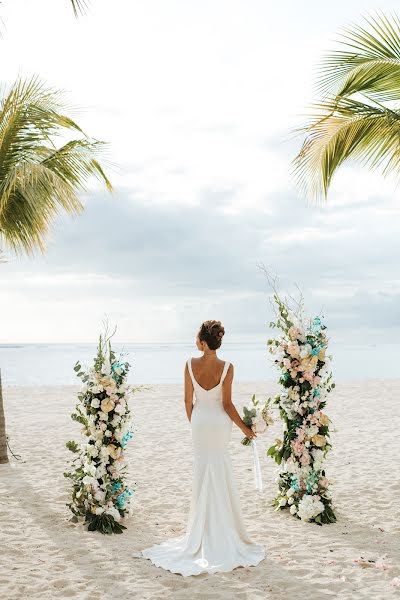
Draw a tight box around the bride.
[136,320,266,576]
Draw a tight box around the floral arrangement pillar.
[267,293,336,524]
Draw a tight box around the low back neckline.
[189,358,229,392]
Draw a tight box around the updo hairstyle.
[198,320,225,350]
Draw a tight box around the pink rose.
[300,452,310,466]
[287,342,300,358]
[291,439,305,456]
[296,427,306,442]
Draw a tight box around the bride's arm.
[222,364,256,439]
[184,363,194,421]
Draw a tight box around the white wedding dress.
[136,358,266,576]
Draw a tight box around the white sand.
[1,380,400,600]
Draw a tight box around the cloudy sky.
[1,0,399,344]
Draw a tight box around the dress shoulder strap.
[220,361,231,385]
[187,358,196,386]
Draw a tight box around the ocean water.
[0,342,398,386]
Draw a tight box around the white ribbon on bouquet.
[251,439,263,491]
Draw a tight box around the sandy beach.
[1,379,400,600]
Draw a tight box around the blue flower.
[121,430,134,448]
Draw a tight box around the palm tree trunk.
[0,370,8,464]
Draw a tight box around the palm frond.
[293,98,400,200]
[70,0,90,17]
[0,74,113,255]
[294,11,400,201]
[317,11,400,100]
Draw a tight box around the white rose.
[114,404,125,415]
[104,430,112,437]
[100,446,110,459]
[82,475,96,485]
[94,490,106,503]
[290,504,297,515]
[95,507,105,515]
[86,463,97,476]
[96,465,107,478]
[288,497,294,505]
[91,399,100,408]
[278,498,287,507]
[297,494,324,521]
[307,425,319,438]
[287,488,295,497]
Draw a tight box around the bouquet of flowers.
[266,291,336,525]
[241,394,274,446]
[241,394,273,491]
[64,328,135,534]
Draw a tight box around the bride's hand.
[241,425,257,440]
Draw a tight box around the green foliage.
[0,75,112,257]
[71,409,88,429]
[319,503,337,524]
[86,512,127,534]
[267,443,283,464]
[66,440,80,453]
[293,12,400,201]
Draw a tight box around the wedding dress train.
[136,358,266,576]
